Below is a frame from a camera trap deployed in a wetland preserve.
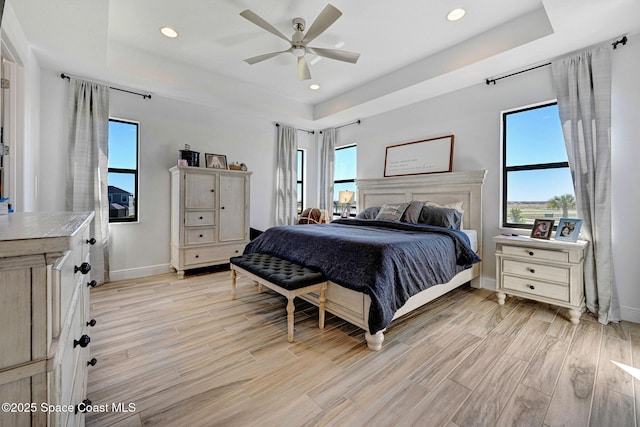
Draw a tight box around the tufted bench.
[230,253,328,343]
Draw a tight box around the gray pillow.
[375,202,410,221]
[400,201,424,223]
[418,205,462,229]
[355,206,380,219]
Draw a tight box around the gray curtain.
[551,46,620,324]
[66,78,110,284]
[275,124,298,225]
[319,128,336,212]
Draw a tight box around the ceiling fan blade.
[240,9,290,42]
[298,57,311,80]
[244,48,293,65]
[307,47,360,64]
[302,4,342,44]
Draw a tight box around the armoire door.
[218,174,247,242]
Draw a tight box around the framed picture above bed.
[384,134,454,177]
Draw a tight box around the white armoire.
[169,166,251,278]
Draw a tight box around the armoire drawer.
[185,210,215,226]
[185,227,216,245]
[183,244,245,266]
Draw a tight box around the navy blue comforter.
[244,219,481,334]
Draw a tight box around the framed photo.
[530,218,554,240]
[384,135,454,177]
[205,153,228,169]
[555,218,583,242]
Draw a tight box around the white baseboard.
[620,306,640,324]
[108,263,172,282]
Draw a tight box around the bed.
[247,170,486,350]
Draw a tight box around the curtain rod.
[319,119,361,134]
[275,123,315,134]
[485,35,628,86]
[60,73,152,100]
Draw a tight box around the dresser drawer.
[185,210,215,226]
[503,275,569,303]
[52,248,90,339]
[183,244,245,266]
[502,245,569,263]
[185,227,216,245]
[502,259,569,283]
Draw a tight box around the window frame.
[501,101,570,229]
[297,148,304,214]
[333,144,357,217]
[108,118,140,223]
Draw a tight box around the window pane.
[506,168,576,224]
[334,146,356,181]
[333,181,357,216]
[505,104,567,167]
[108,121,138,169]
[297,150,303,177]
[108,172,136,220]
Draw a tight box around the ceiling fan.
[239,4,360,81]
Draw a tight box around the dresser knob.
[75,398,92,414]
[199,216,203,220]
[75,262,91,275]
[87,319,97,327]
[74,334,91,348]
[87,357,98,367]
[528,268,535,274]
[221,206,225,210]
[86,237,97,245]
[87,280,98,288]
[199,234,204,238]
[210,189,215,192]
[528,284,535,290]
[195,254,199,258]
[528,251,534,256]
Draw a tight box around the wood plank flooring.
[86,270,640,426]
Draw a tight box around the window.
[108,119,139,222]
[297,149,304,214]
[502,102,575,228]
[333,145,357,217]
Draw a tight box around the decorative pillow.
[375,202,410,221]
[355,206,380,219]
[424,201,464,227]
[400,201,424,223]
[418,205,463,229]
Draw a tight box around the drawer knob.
[528,284,536,290]
[528,268,536,274]
[199,234,204,238]
[86,237,97,245]
[528,251,534,256]
[87,280,98,288]
[87,357,98,367]
[199,216,204,220]
[74,334,91,348]
[75,262,91,275]
[221,206,225,210]
[210,189,215,192]
[87,319,97,327]
[75,398,92,414]
[195,254,199,258]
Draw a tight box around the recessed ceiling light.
[447,8,466,21]
[309,84,320,90]
[160,26,179,38]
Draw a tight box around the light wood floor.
[86,269,640,427]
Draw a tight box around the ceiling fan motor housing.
[292,17,305,32]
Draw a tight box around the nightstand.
[493,235,588,324]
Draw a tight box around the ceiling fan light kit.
[240,4,360,81]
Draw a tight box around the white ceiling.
[8,0,640,128]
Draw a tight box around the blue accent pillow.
[356,206,380,219]
[418,205,462,229]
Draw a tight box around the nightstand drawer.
[503,275,569,302]
[502,259,569,283]
[502,245,569,263]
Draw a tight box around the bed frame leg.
[365,330,384,351]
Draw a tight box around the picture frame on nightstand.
[555,217,583,242]
[530,218,554,240]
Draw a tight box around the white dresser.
[493,234,588,324]
[170,166,251,278]
[0,211,96,427]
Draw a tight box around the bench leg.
[230,268,237,299]
[286,297,295,343]
[319,284,327,330]
[256,281,263,293]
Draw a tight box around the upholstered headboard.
[356,170,487,258]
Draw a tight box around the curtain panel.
[319,128,336,212]
[551,46,620,324]
[275,125,298,225]
[66,78,110,284]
